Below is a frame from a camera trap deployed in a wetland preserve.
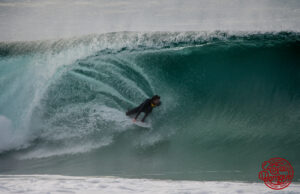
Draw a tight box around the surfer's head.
[151,95,161,105]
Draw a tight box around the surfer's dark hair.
[151,95,160,101]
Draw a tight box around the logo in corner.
[259,157,294,190]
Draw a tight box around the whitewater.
[0,31,300,193]
[0,175,299,194]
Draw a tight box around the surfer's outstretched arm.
[141,112,149,122]
[134,106,144,119]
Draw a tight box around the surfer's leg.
[126,107,140,116]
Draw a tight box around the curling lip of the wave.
[0,31,299,56]
[0,115,30,152]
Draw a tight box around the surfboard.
[133,121,151,128]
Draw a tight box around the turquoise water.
[0,31,299,181]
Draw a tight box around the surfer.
[126,95,161,122]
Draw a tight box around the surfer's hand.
[133,119,136,122]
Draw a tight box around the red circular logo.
[259,157,294,190]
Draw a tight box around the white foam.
[0,175,299,194]
[17,137,112,160]
[15,105,135,159]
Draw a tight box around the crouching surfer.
[126,95,161,122]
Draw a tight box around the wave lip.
[1,31,299,56]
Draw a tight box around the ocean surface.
[0,31,300,184]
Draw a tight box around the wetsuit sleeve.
[135,99,150,119]
[141,112,149,122]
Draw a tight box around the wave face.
[0,31,300,181]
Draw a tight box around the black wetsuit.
[126,99,161,122]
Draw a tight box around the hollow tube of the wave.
[0,31,300,194]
